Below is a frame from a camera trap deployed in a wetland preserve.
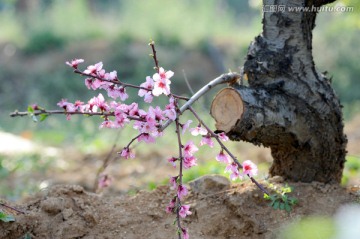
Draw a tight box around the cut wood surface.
[210,88,243,133]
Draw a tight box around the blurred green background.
[0,0,359,200]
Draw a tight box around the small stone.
[40,197,64,214]
[62,208,73,220]
[189,175,230,195]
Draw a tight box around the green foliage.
[22,233,32,239]
[278,216,335,239]
[0,153,55,200]
[341,155,360,185]
[264,183,298,212]
[23,30,66,55]
[0,211,15,222]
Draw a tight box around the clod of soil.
[0,175,358,239]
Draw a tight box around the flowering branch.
[188,106,270,196]
[10,109,144,122]
[175,118,185,239]
[10,41,270,239]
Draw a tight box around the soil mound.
[0,175,357,239]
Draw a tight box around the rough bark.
[211,0,347,183]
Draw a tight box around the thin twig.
[9,109,144,122]
[0,203,25,214]
[182,70,195,95]
[149,40,160,72]
[73,69,144,90]
[93,131,121,192]
[175,117,184,239]
[188,106,270,196]
[160,72,240,131]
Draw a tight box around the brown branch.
[0,203,25,214]
[160,72,240,131]
[9,109,144,122]
[149,40,160,72]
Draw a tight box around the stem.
[160,72,240,131]
[0,203,25,214]
[125,133,145,149]
[149,40,159,72]
[93,131,121,192]
[188,106,270,196]
[175,118,184,239]
[73,69,146,90]
[10,109,144,122]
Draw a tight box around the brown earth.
[1,175,359,239]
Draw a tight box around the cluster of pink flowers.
[62,60,177,152]
[64,57,259,239]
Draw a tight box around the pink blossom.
[139,76,154,102]
[134,117,158,136]
[164,108,176,120]
[98,174,112,189]
[152,67,173,96]
[225,163,237,178]
[114,108,129,128]
[66,114,71,121]
[84,62,103,75]
[57,99,77,113]
[66,58,84,69]
[216,151,231,164]
[105,84,127,101]
[217,132,229,141]
[183,141,198,157]
[183,156,197,169]
[89,93,109,112]
[190,125,207,136]
[168,157,177,168]
[137,133,155,143]
[181,228,189,239]
[119,87,128,101]
[119,147,135,159]
[85,78,93,89]
[114,115,129,128]
[166,198,176,213]
[169,176,178,189]
[179,205,192,218]
[106,85,120,99]
[177,184,188,199]
[99,119,115,129]
[225,162,240,180]
[242,160,258,177]
[143,92,153,103]
[57,98,69,109]
[105,70,117,81]
[93,79,106,90]
[147,106,165,122]
[97,69,106,78]
[164,98,177,120]
[181,120,192,134]
[128,103,143,117]
[74,100,84,111]
[200,136,214,148]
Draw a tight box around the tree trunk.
[211,0,347,183]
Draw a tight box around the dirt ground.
[1,116,360,238]
[0,175,359,239]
